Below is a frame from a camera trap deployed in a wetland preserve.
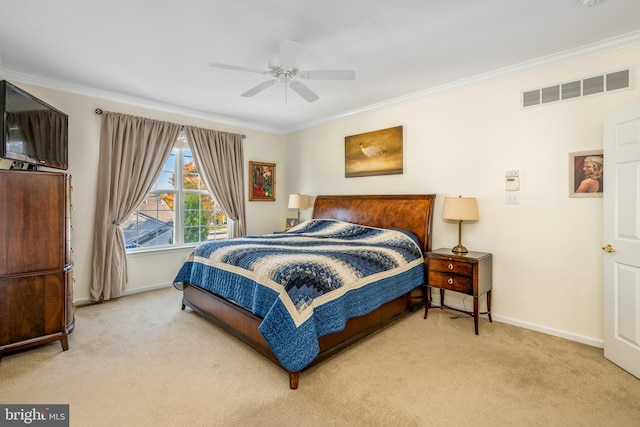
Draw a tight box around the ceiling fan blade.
[289,80,319,102]
[301,70,356,80]
[278,39,300,68]
[209,62,268,75]
[241,80,278,97]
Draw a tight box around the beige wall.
[285,43,640,346]
[2,42,637,348]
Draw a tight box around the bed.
[174,194,435,389]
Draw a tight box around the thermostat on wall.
[505,170,520,191]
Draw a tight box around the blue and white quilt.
[173,219,424,372]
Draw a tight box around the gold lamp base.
[451,220,469,254]
[451,244,469,254]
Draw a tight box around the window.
[123,135,227,250]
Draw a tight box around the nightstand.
[424,248,492,335]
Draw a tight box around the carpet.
[1,287,639,426]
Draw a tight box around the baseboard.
[74,282,174,307]
[122,282,175,296]
[492,314,604,349]
[431,293,604,349]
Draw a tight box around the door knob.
[602,244,615,253]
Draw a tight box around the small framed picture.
[249,161,276,201]
[285,218,298,230]
[569,150,604,198]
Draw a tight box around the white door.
[603,102,640,379]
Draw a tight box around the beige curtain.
[185,126,246,237]
[91,112,181,302]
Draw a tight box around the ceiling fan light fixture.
[210,39,355,103]
[270,65,296,79]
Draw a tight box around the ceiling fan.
[209,39,356,103]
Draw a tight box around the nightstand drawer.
[429,258,473,277]
[428,271,473,294]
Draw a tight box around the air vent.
[561,81,581,100]
[522,68,632,108]
[583,76,604,95]
[541,85,560,103]
[523,90,540,107]
[607,69,630,91]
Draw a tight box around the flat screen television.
[1,80,68,170]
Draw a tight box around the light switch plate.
[506,192,520,204]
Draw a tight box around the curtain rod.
[94,108,246,139]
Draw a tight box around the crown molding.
[284,30,640,134]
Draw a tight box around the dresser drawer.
[428,258,473,277]
[428,271,473,294]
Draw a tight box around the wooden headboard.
[312,194,436,254]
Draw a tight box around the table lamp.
[288,194,310,222]
[442,196,479,254]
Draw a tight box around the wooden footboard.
[181,283,425,389]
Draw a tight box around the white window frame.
[125,135,222,253]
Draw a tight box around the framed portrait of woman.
[569,150,603,198]
[249,161,276,201]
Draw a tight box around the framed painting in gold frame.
[345,126,403,178]
[249,161,276,201]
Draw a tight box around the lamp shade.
[288,194,310,209]
[442,197,479,221]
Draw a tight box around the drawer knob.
[447,278,454,285]
[447,263,454,270]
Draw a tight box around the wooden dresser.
[0,169,74,359]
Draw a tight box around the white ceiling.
[1,0,639,133]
